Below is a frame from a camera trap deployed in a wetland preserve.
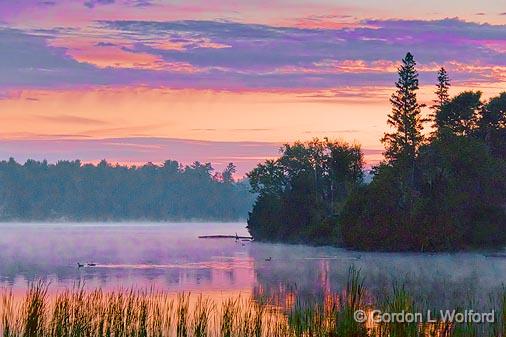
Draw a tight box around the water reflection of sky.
[0,223,505,309]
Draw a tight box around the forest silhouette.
[1,53,504,251]
[247,53,506,251]
[0,160,253,221]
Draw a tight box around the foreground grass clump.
[1,270,505,337]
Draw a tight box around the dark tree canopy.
[436,91,482,137]
[342,135,506,251]
[481,92,506,130]
[247,53,506,252]
[340,59,506,251]
[0,159,254,221]
[247,139,363,245]
[479,92,506,160]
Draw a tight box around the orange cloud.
[1,83,503,168]
[0,87,388,151]
[48,37,201,71]
[274,59,400,75]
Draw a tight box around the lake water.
[0,222,505,309]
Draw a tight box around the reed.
[192,295,212,337]
[0,271,504,337]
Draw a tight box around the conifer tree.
[382,52,425,170]
[432,67,451,113]
[430,67,451,135]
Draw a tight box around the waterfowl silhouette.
[77,262,84,268]
[264,257,272,262]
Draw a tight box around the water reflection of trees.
[250,244,506,311]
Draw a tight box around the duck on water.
[77,262,97,268]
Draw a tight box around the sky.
[0,0,505,175]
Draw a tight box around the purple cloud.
[1,18,505,90]
[95,41,117,47]
[126,0,154,7]
[103,18,505,67]
[39,1,57,6]
[83,0,114,9]
[0,28,110,87]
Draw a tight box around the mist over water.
[0,223,504,309]
[0,222,253,293]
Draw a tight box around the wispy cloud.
[1,18,505,90]
[39,1,57,6]
[0,137,280,175]
[0,136,385,174]
[35,114,108,125]
[83,0,115,9]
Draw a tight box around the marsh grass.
[1,269,504,337]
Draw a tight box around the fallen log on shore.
[198,235,253,240]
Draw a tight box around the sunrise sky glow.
[1,0,505,174]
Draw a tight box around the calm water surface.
[0,222,505,308]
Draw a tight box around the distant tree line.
[0,159,254,221]
[247,53,506,251]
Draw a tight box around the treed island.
[1,53,505,252]
[247,53,506,252]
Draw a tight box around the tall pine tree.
[382,52,425,169]
[432,67,451,112]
